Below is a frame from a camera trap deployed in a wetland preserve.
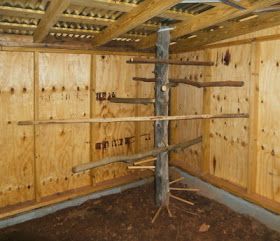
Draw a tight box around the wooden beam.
[33,0,70,42]
[109,97,155,105]
[201,50,213,175]
[70,0,193,21]
[73,136,203,173]
[133,77,244,88]
[91,0,181,47]
[137,0,280,49]
[18,113,249,126]
[0,6,159,32]
[154,29,170,207]
[172,10,280,53]
[127,58,214,66]
[247,42,261,194]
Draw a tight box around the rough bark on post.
[155,28,170,207]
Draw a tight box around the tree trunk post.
[154,28,170,207]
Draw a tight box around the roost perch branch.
[127,58,214,66]
[109,97,155,105]
[133,77,244,88]
[72,136,202,173]
[18,113,249,125]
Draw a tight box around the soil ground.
[0,183,279,241]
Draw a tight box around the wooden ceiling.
[0,0,280,53]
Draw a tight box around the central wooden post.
[155,28,170,207]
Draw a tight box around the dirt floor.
[0,183,280,241]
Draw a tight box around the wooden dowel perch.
[72,136,202,173]
[169,177,185,185]
[18,113,249,125]
[170,187,199,192]
[127,58,214,66]
[133,77,244,88]
[134,157,157,165]
[109,97,155,105]
[170,194,194,206]
[128,166,155,170]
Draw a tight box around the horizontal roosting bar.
[133,77,244,88]
[72,136,203,173]
[127,58,214,66]
[109,97,155,104]
[18,113,249,126]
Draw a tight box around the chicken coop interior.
[0,0,280,240]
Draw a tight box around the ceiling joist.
[33,0,71,42]
[91,0,182,47]
[0,0,279,52]
[70,0,194,21]
[136,0,280,49]
[171,11,280,53]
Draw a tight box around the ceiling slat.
[91,0,182,47]
[171,11,280,52]
[136,0,280,49]
[33,0,71,42]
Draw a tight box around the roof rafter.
[0,5,160,32]
[33,0,71,42]
[70,0,193,21]
[136,0,280,49]
[91,0,182,47]
[171,11,280,53]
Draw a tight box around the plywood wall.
[170,37,280,213]
[170,51,205,174]
[0,32,280,218]
[90,55,138,184]
[36,53,92,198]
[0,51,153,219]
[0,52,35,208]
[256,40,280,203]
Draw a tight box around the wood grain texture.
[139,0,280,50]
[172,10,280,53]
[33,0,70,42]
[90,55,138,185]
[0,51,35,208]
[155,30,170,206]
[255,40,280,202]
[208,45,250,188]
[170,51,206,174]
[91,0,180,47]
[36,53,91,197]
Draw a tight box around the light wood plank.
[247,42,260,194]
[33,0,71,42]
[70,0,193,21]
[138,0,280,49]
[91,0,181,47]
[172,11,280,53]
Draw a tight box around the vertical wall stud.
[201,49,212,174]
[34,51,41,202]
[247,42,260,194]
